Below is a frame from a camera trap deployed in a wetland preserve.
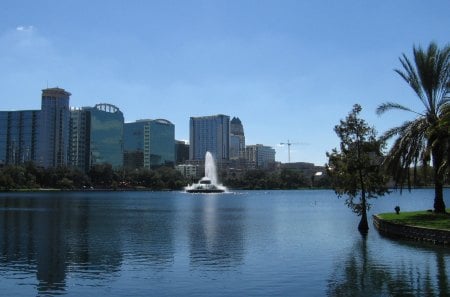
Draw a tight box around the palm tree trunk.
[433,146,447,213]
[434,180,446,213]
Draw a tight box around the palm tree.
[377,42,450,213]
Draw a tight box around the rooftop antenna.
[280,140,300,163]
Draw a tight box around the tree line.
[0,163,187,191]
[0,162,331,191]
[222,168,330,190]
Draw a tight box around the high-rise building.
[175,140,189,165]
[123,119,175,170]
[230,117,245,160]
[123,121,144,170]
[69,103,124,171]
[39,88,71,167]
[0,110,41,165]
[69,108,90,172]
[89,104,124,168]
[189,114,230,163]
[245,144,276,169]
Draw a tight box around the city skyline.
[1,87,281,172]
[1,1,450,165]
[2,86,270,161]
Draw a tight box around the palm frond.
[380,43,450,211]
[379,120,416,142]
[382,118,429,189]
[395,54,428,108]
[376,102,421,116]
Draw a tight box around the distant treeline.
[222,168,331,190]
[0,162,334,191]
[0,162,437,191]
[0,163,187,191]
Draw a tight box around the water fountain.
[185,152,226,193]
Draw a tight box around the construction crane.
[280,140,300,163]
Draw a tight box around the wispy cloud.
[16,25,35,32]
[0,25,58,81]
[1,25,51,51]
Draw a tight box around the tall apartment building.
[230,117,245,160]
[0,110,41,165]
[189,114,230,163]
[0,88,70,167]
[245,144,276,169]
[69,103,124,171]
[123,119,175,170]
[69,108,90,172]
[39,88,71,168]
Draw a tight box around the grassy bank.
[378,210,450,231]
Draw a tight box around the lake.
[0,189,449,296]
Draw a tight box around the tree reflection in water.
[327,234,448,296]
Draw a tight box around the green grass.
[378,209,450,231]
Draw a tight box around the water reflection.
[189,196,246,269]
[327,234,449,296]
[34,198,67,294]
[0,193,176,295]
[120,198,175,267]
[436,251,449,296]
[0,194,120,295]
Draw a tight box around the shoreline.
[0,187,330,193]
[373,214,450,246]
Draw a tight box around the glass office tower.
[189,114,230,162]
[124,119,175,169]
[123,121,145,170]
[149,119,175,167]
[0,110,41,165]
[39,88,71,167]
[88,104,124,168]
[69,103,124,171]
[230,117,245,160]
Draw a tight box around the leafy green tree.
[377,42,450,213]
[280,169,309,189]
[89,163,116,187]
[57,177,74,189]
[243,170,268,189]
[67,167,90,188]
[3,165,27,189]
[155,166,186,189]
[327,104,389,232]
[266,172,282,189]
[0,170,15,190]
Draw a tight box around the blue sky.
[1,0,449,165]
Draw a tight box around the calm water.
[0,189,449,296]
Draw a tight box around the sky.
[1,0,449,165]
